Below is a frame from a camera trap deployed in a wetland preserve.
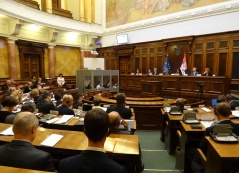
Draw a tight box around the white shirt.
[57,77,65,86]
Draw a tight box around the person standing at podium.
[58,108,127,173]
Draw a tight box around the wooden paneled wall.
[97,31,239,94]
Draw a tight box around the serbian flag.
[163,55,171,73]
[180,54,188,74]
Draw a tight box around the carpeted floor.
[135,130,180,173]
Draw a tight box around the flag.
[163,55,171,73]
[180,54,188,74]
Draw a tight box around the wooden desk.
[0,123,139,173]
[39,116,137,134]
[205,137,239,173]
[176,121,206,173]
[162,108,214,155]
[0,166,53,173]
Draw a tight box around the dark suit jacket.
[73,101,83,109]
[190,72,199,76]
[0,111,12,123]
[106,104,132,119]
[0,140,55,172]
[200,120,239,154]
[58,150,127,173]
[23,86,31,93]
[229,101,239,110]
[2,83,9,91]
[56,105,75,115]
[37,100,55,114]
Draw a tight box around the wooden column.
[7,38,17,79]
[48,45,55,78]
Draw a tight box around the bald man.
[108,111,144,173]
[0,112,55,172]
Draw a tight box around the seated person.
[103,80,111,88]
[163,68,171,75]
[190,67,199,76]
[86,82,92,89]
[95,81,101,89]
[106,93,132,119]
[176,98,185,112]
[147,69,152,75]
[73,94,83,109]
[23,81,32,93]
[54,93,62,107]
[37,92,55,114]
[92,97,105,111]
[58,108,127,173]
[192,102,239,172]
[225,94,239,110]
[56,94,75,115]
[11,90,23,104]
[135,68,140,75]
[0,95,18,123]
[31,88,41,104]
[202,68,212,76]
[153,68,158,75]
[0,112,55,172]
[176,68,182,75]
[5,102,37,124]
[57,73,65,87]
[217,95,225,103]
[2,79,11,93]
[108,111,144,172]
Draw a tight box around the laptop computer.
[211,98,217,107]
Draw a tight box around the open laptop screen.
[211,99,217,107]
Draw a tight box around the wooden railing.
[14,0,39,10]
[52,8,73,19]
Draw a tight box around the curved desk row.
[82,91,178,130]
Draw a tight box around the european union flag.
[163,55,171,73]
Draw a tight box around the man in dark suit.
[106,93,132,119]
[190,67,199,76]
[108,111,144,173]
[2,79,11,93]
[225,94,239,110]
[37,92,55,114]
[55,94,75,115]
[153,68,159,75]
[163,68,171,75]
[58,108,127,173]
[0,112,55,172]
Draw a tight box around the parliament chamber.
[1,0,239,173]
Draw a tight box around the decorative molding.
[0,0,102,35]
[103,0,239,35]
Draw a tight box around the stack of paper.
[201,121,213,128]
[0,126,14,136]
[40,134,63,147]
[201,107,211,112]
[55,115,74,124]
[232,111,239,118]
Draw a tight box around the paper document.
[185,119,200,123]
[46,117,60,124]
[0,126,14,136]
[40,134,63,147]
[201,107,211,112]
[55,115,74,124]
[232,111,239,117]
[12,108,21,113]
[201,121,213,128]
[216,136,238,142]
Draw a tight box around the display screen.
[116,34,128,44]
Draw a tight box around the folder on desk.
[40,134,63,147]
[55,115,74,124]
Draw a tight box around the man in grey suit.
[190,67,199,76]
[58,108,127,173]
[0,112,55,171]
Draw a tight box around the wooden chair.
[191,148,206,173]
